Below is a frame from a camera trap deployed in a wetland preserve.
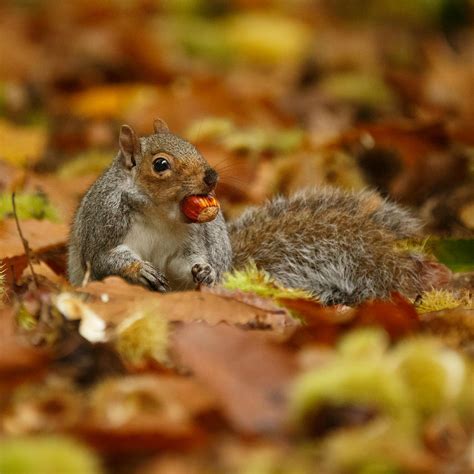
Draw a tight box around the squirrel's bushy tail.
[228,188,449,306]
[281,261,372,306]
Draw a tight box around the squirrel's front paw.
[192,263,216,287]
[139,261,169,292]
[124,260,169,292]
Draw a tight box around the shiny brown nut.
[180,195,220,223]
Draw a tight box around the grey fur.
[228,187,426,305]
[68,130,232,290]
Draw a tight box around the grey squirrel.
[68,119,232,292]
[68,120,435,305]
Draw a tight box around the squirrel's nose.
[203,168,218,187]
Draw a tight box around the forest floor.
[0,1,474,473]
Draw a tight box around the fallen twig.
[11,192,38,289]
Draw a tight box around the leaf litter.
[1,1,474,473]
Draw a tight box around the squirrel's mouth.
[182,191,215,200]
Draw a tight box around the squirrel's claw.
[192,263,216,287]
[139,261,169,292]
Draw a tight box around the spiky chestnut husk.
[180,194,219,223]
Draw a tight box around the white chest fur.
[123,211,193,289]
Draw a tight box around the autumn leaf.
[0,219,68,287]
[0,120,47,167]
[173,323,297,435]
[428,239,474,273]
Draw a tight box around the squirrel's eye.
[153,157,170,173]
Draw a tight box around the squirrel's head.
[118,119,218,205]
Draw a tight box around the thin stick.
[11,192,39,289]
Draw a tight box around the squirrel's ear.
[119,124,140,169]
[153,118,169,134]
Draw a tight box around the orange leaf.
[352,292,420,340]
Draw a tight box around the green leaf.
[0,436,102,474]
[0,192,60,222]
[429,239,474,273]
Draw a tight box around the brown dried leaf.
[79,277,292,329]
[76,374,214,452]
[202,285,297,330]
[0,306,51,375]
[173,322,297,435]
[0,218,68,287]
[0,219,68,259]
[280,298,354,346]
[352,292,420,340]
[420,307,474,353]
[286,294,420,345]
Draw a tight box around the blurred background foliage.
[1,3,474,474]
[1,0,474,233]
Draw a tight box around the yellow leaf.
[225,12,311,65]
[0,119,47,167]
[68,84,160,119]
